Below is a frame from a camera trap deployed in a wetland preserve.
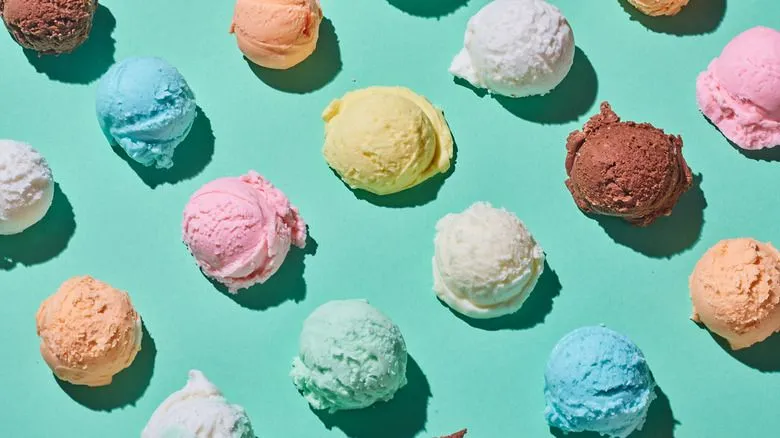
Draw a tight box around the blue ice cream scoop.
[96,57,197,169]
[544,326,657,438]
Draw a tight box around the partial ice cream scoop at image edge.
[96,57,197,170]
[697,26,780,150]
[545,326,657,438]
[35,276,143,387]
[142,370,255,438]
[0,0,97,54]
[182,171,307,293]
[689,238,780,350]
[450,0,575,98]
[323,86,454,196]
[626,0,690,16]
[433,202,545,319]
[290,299,408,412]
[0,140,54,235]
[565,102,693,226]
[230,0,323,70]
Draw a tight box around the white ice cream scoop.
[0,140,54,235]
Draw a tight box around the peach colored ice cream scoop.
[230,0,323,70]
[182,171,306,293]
[690,238,780,350]
[35,276,142,387]
[626,0,689,16]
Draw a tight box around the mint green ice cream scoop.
[291,299,408,413]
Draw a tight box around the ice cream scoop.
[440,430,468,438]
[323,86,453,195]
[0,140,54,235]
[450,0,574,98]
[182,171,306,293]
[142,370,255,438]
[230,0,323,70]
[545,326,657,438]
[291,299,408,412]
[0,0,97,54]
[96,57,197,169]
[690,238,780,350]
[697,26,780,150]
[433,202,545,319]
[565,102,692,226]
[36,276,142,387]
[626,0,689,16]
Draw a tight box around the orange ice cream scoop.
[36,276,143,387]
[689,238,780,350]
[626,0,689,16]
[230,0,323,70]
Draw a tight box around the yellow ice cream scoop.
[626,0,689,16]
[322,87,453,196]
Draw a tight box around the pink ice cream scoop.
[182,171,306,292]
[696,26,780,150]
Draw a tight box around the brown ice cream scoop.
[564,102,692,226]
[439,430,467,438]
[0,0,97,54]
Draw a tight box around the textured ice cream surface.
[450,0,574,98]
[440,429,468,438]
[291,299,408,412]
[565,102,692,226]
[142,370,254,438]
[230,0,323,70]
[182,171,306,293]
[545,326,657,438]
[96,57,197,169]
[0,140,54,235]
[626,0,689,16]
[323,86,453,195]
[697,26,780,150]
[433,202,544,319]
[35,276,142,387]
[690,238,780,350]
[0,0,96,54]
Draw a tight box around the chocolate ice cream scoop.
[0,0,97,54]
[565,102,692,226]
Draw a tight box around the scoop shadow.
[110,107,215,189]
[22,4,116,84]
[617,0,726,35]
[208,234,318,310]
[594,174,706,258]
[386,0,469,18]
[312,355,431,438]
[706,327,780,372]
[345,139,458,208]
[449,260,561,331]
[56,323,157,411]
[549,384,679,437]
[0,183,75,270]
[729,140,780,162]
[246,18,341,94]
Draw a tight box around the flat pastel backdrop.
[1,0,778,436]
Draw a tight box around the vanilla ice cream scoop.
[142,370,255,438]
[450,0,575,98]
[433,202,545,319]
[0,140,54,235]
[626,0,689,16]
[36,276,142,386]
[690,238,780,350]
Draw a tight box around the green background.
[1,0,778,436]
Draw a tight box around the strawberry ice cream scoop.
[696,26,780,150]
[182,171,306,293]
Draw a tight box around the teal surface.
[0,0,778,437]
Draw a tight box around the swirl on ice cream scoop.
[433,202,545,319]
[0,140,54,235]
[544,326,657,438]
[142,370,254,438]
[291,300,408,412]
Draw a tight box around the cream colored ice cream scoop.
[36,276,142,386]
[626,0,689,16]
[690,238,780,350]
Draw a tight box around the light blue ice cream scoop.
[96,57,197,169]
[544,326,657,438]
[291,299,408,413]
